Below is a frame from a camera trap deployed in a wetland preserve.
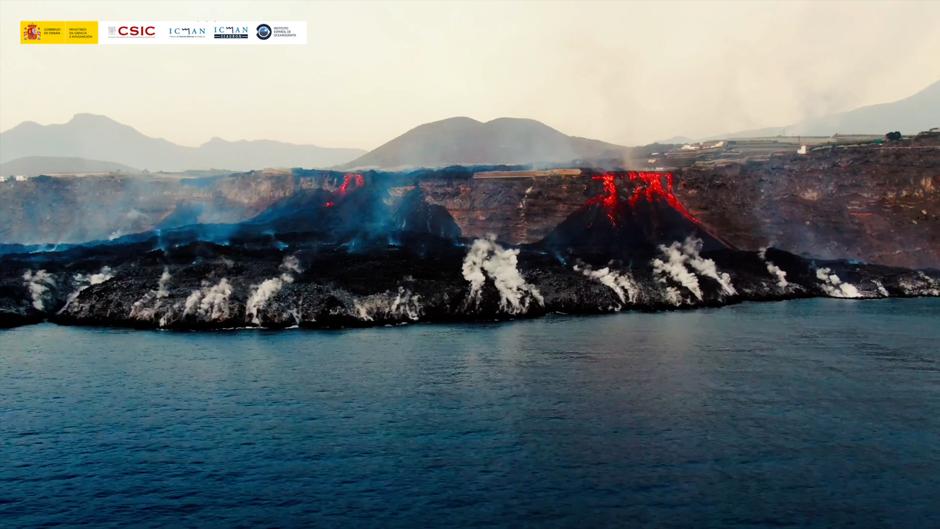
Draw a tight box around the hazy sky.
[2,1,939,149]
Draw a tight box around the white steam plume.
[681,238,736,296]
[651,242,703,302]
[765,262,789,289]
[22,269,56,311]
[130,267,172,322]
[758,248,789,289]
[462,235,543,314]
[61,266,114,311]
[245,255,303,325]
[651,237,736,304]
[184,278,234,321]
[815,267,861,298]
[574,264,639,306]
[354,287,423,322]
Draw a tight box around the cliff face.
[414,142,940,269]
[676,144,940,269]
[1,138,938,268]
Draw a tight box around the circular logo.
[256,24,272,40]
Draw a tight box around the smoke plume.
[353,286,423,322]
[129,267,172,322]
[758,249,789,289]
[462,235,544,314]
[815,267,861,298]
[22,269,55,311]
[184,278,234,321]
[574,264,639,306]
[62,266,114,311]
[651,242,703,302]
[245,255,303,325]
[651,237,736,304]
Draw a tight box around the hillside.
[344,117,629,169]
[709,80,940,139]
[0,114,366,171]
[0,156,139,176]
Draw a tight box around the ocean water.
[1,298,939,528]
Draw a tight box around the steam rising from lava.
[652,237,736,304]
[61,266,114,312]
[462,235,544,314]
[758,249,789,289]
[353,286,423,322]
[130,267,172,323]
[245,255,303,325]
[816,267,861,298]
[574,264,639,306]
[184,278,234,321]
[22,269,55,311]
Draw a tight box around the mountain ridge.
[0,114,366,171]
[343,116,630,169]
[702,79,940,140]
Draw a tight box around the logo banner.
[21,21,98,44]
[21,21,306,45]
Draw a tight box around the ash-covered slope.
[1,171,938,330]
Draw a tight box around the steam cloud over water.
[462,235,544,314]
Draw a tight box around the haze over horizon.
[3,1,940,150]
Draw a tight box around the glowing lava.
[584,171,702,225]
[324,173,366,208]
[586,173,620,224]
[627,171,698,223]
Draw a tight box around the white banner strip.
[99,21,306,45]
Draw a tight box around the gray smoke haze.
[2,2,938,148]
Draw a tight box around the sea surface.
[2,298,939,528]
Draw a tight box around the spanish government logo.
[23,24,41,41]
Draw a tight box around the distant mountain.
[710,80,940,139]
[0,156,139,176]
[343,117,629,169]
[0,114,366,171]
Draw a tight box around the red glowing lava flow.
[586,173,620,223]
[324,173,366,208]
[583,171,703,225]
[626,171,698,223]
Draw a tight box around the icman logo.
[118,25,156,37]
[24,24,41,40]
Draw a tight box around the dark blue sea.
[2,298,939,528]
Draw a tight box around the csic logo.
[23,24,41,40]
[256,23,271,40]
[109,25,156,37]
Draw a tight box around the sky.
[2,0,939,150]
